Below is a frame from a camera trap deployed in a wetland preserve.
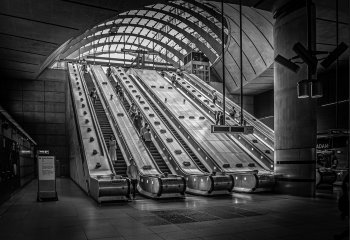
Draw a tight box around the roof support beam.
[60,33,185,62]
[166,2,226,41]
[143,7,222,54]
[61,23,192,57]
[66,42,180,68]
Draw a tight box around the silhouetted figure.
[106,66,111,77]
[133,111,143,133]
[215,111,220,125]
[171,73,176,84]
[127,158,139,200]
[212,90,217,104]
[81,59,87,73]
[143,128,152,149]
[129,102,137,118]
[229,106,236,119]
[140,123,149,141]
[334,173,349,240]
[108,135,117,163]
[219,112,224,125]
[90,87,97,104]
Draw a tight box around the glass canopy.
[60,0,228,69]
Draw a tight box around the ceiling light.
[297,80,310,98]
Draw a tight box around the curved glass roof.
[59,0,228,69]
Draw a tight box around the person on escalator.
[106,65,112,78]
[115,82,120,95]
[90,87,97,104]
[171,73,176,85]
[229,106,237,119]
[82,59,87,73]
[176,68,182,76]
[133,111,143,133]
[119,88,124,101]
[161,70,165,77]
[127,158,139,200]
[108,135,117,164]
[219,111,224,125]
[215,111,221,125]
[129,102,137,118]
[143,129,152,149]
[212,90,218,105]
[140,123,149,141]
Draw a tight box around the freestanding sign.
[37,155,58,201]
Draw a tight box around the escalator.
[113,67,234,196]
[117,84,171,174]
[83,72,127,176]
[164,72,273,170]
[91,65,186,199]
[135,84,208,173]
[183,72,274,148]
[67,63,130,203]
[130,68,276,193]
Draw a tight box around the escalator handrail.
[67,63,89,175]
[113,67,208,175]
[91,66,160,177]
[78,66,116,175]
[129,69,224,173]
[183,72,274,141]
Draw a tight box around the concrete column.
[274,2,317,197]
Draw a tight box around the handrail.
[130,69,225,173]
[67,64,89,176]
[113,69,202,177]
[78,66,115,175]
[184,72,275,142]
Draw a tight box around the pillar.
[273,0,317,197]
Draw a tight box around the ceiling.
[0,0,348,96]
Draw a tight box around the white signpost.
[37,154,58,201]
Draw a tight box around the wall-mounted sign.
[38,150,50,155]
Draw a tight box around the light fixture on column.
[297,79,310,98]
[320,42,348,69]
[310,80,323,98]
[275,55,300,73]
[292,42,318,74]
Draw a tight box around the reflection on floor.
[0,178,347,240]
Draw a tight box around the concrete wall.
[254,89,274,129]
[0,69,69,176]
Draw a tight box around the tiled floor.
[0,178,348,240]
